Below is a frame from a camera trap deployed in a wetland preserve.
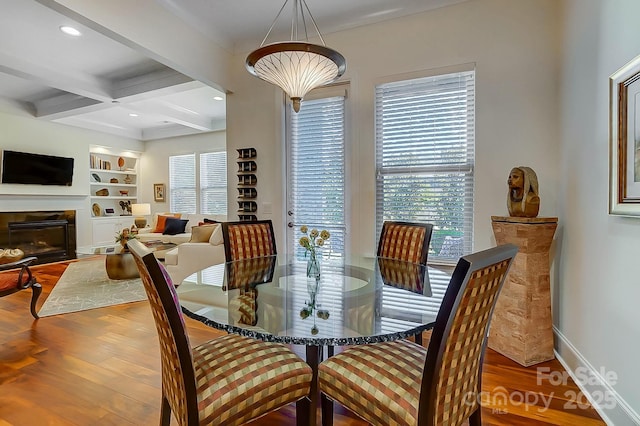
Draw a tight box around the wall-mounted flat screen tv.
[1,150,74,186]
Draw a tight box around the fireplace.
[0,210,76,265]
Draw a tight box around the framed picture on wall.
[154,183,165,202]
[610,54,640,216]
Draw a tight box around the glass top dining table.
[177,254,452,347]
[176,254,452,425]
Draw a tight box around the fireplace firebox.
[0,210,76,265]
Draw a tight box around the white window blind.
[287,95,346,259]
[200,151,227,215]
[169,154,196,213]
[375,70,475,263]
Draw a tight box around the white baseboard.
[554,327,640,426]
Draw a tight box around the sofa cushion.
[190,224,217,242]
[153,213,181,233]
[163,218,189,235]
[209,224,224,246]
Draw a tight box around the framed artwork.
[154,183,165,202]
[610,54,640,216]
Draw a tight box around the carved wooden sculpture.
[507,166,540,218]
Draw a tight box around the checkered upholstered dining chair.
[0,256,41,319]
[318,244,518,426]
[377,221,434,265]
[222,220,277,262]
[127,239,312,426]
[377,221,434,344]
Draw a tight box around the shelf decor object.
[237,148,258,221]
[489,216,557,367]
[245,0,346,113]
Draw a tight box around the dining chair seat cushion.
[193,333,313,425]
[319,338,427,426]
[0,272,29,291]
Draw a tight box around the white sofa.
[138,213,227,284]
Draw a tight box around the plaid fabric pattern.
[318,257,513,426]
[193,333,312,425]
[225,256,276,290]
[130,240,312,426]
[378,223,428,264]
[432,259,511,425]
[133,254,193,426]
[319,339,426,426]
[377,258,425,294]
[227,223,276,260]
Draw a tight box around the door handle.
[287,222,294,228]
[287,210,293,216]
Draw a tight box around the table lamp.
[131,203,151,228]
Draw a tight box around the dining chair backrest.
[127,239,198,425]
[377,221,433,265]
[418,243,518,425]
[222,220,277,262]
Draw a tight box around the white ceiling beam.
[0,52,112,102]
[125,101,213,131]
[112,69,194,100]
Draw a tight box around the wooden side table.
[489,216,557,367]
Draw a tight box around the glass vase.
[306,250,321,280]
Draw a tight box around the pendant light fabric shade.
[245,0,346,112]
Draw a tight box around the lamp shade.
[131,203,151,216]
[246,42,346,112]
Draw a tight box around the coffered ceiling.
[0,0,467,141]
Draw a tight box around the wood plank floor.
[0,259,605,425]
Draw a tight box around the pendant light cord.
[259,0,327,47]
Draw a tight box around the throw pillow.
[189,224,216,242]
[153,213,181,233]
[163,218,189,235]
[209,224,224,245]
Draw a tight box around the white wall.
[0,111,142,247]
[227,0,561,256]
[140,131,226,215]
[559,1,640,423]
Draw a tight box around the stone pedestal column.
[489,216,557,367]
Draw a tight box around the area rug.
[37,259,146,317]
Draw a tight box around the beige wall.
[140,131,226,216]
[0,111,142,247]
[559,0,640,422]
[227,0,561,256]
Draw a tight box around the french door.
[285,88,347,260]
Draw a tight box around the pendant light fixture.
[246,0,346,113]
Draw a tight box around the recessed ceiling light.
[213,96,224,101]
[60,26,81,36]
[129,113,139,117]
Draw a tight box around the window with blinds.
[169,154,196,213]
[287,94,346,259]
[200,151,227,215]
[169,152,227,215]
[375,69,475,263]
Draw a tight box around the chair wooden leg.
[296,397,311,426]
[415,332,423,346]
[30,282,42,319]
[469,406,481,426]
[321,394,333,426]
[160,395,171,426]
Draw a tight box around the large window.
[375,69,475,263]
[286,89,346,259]
[169,151,227,214]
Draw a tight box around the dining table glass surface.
[177,254,452,346]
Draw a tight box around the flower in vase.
[299,226,330,257]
